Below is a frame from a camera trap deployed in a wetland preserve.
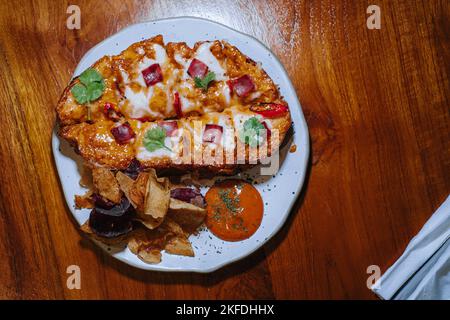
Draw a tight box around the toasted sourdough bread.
[57,35,291,173]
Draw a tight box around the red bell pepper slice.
[173,92,182,118]
[250,103,289,118]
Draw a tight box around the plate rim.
[52,16,310,273]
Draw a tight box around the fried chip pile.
[78,167,206,264]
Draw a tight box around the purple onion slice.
[170,187,205,208]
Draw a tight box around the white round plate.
[52,17,310,272]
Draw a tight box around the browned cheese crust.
[57,35,291,173]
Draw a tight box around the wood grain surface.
[0,0,448,299]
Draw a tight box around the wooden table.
[0,0,448,299]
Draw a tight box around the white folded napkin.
[372,195,450,300]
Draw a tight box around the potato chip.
[168,198,206,234]
[139,170,170,229]
[117,170,170,229]
[92,167,122,203]
[74,190,94,209]
[126,219,194,264]
[128,229,163,264]
[160,218,194,256]
[136,248,162,264]
[82,168,204,264]
[79,164,93,189]
[165,237,194,257]
[128,172,149,211]
[144,171,170,220]
[161,217,186,235]
[116,171,136,207]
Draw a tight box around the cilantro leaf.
[71,83,88,105]
[244,117,265,131]
[143,127,172,152]
[238,117,267,147]
[86,80,105,101]
[194,71,216,91]
[79,68,103,86]
[71,68,105,104]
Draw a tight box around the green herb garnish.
[71,68,105,104]
[79,68,103,84]
[238,117,267,147]
[143,127,172,152]
[194,71,216,91]
[71,84,89,104]
[218,189,241,215]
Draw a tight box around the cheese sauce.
[193,42,227,80]
[205,179,263,241]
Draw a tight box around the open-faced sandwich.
[57,35,292,263]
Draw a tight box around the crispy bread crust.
[57,35,291,173]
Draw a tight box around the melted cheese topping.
[135,123,183,162]
[221,82,231,105]
[116,40,241,122]
[230,107,273,147]
[119,42,232,120]
[193,42,227,81]
[133,105,276,164]
[230,108,263,129]
[120,44,172,119]
[123,86,155,118]
[210,112,235,152]
[58,37,290,170]
[174,54,191,81]
[173,43,230,115]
